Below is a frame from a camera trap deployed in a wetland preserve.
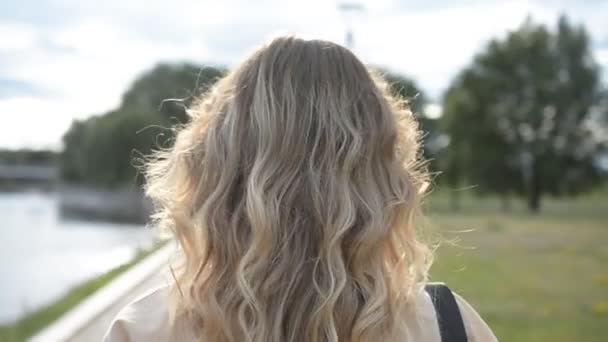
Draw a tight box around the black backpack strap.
[425,283,468,342]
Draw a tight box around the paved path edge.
[30,244,174,342]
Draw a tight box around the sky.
[1,0,607,150]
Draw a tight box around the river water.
[0,191,155,324]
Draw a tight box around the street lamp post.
[338,2,364,50]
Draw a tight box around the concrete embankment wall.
[58,184,153,223]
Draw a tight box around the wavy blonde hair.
[144,36,431,342]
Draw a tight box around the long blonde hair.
[144,36,431,342]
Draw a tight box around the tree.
[122,63,225,124]
[381,70,442,167]
[60,63,225,186]
[60,119,89,182]
[441,16,607,212]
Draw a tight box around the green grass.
[0,240,166,342]
[426,192,608,341]
[2,192,605,341]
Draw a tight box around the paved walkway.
[30,244,175,342]
[68,267,170,341]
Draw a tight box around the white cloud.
[0,22,39,51]
[0,96,78,149]
[597,48,608,65]
[1,0,606,149]
[353,0,562,96]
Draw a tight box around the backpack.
[425,283,468,342]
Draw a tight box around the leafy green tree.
[60,119,88,182]
[381,70,426,115]
[122,63,225,124]
[77,109,163,186]
[441,16,607,211]
[381,70,443,167]
[61,63,224,186]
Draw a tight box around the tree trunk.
[450,190,461,212]
[527,162,542,213]
[501,194,511,212]
[528,188,541,212]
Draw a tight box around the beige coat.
[103,285,498,341]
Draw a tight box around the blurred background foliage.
[59,64,225,187]
[59,16,607,212]
[441,16,607,212]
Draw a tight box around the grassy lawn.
[426,191,608,341]
[1,193,605,341]
[0,240,166,342]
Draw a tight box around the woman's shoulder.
[451,290,499,342]
[103,283,497,342]
[103,285,172,342]
[414,283,498,342]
